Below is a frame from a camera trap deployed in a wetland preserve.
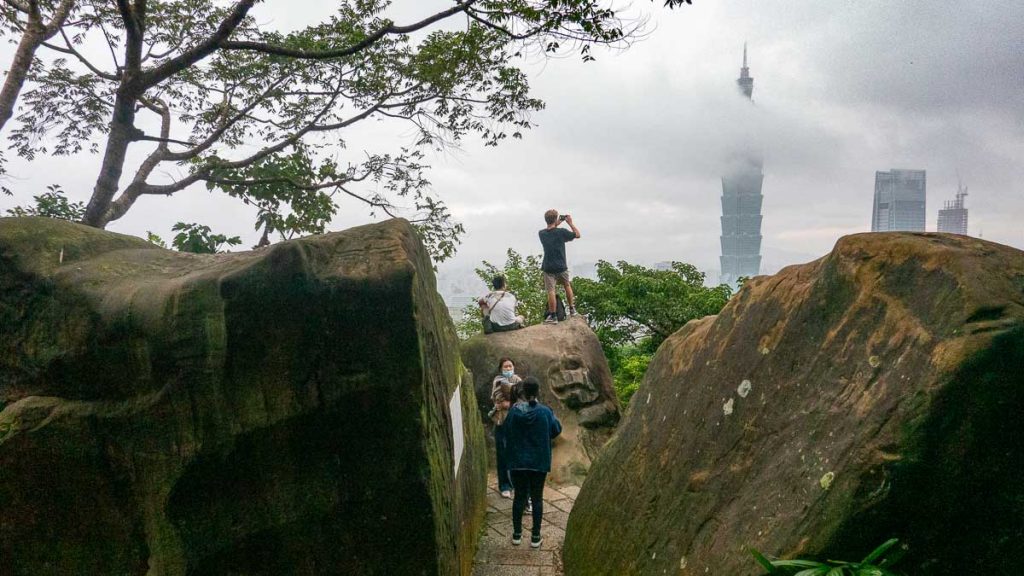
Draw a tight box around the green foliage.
[574,260,732,349]
[2,0,694,261]
[171,222,242,254]
[4,184,84,220]
[146,232,168,248]
[456,248,546,339]
[751,539,909,576]
[203,144,341,240]
[610,347,652,405]
[574,260,731,405]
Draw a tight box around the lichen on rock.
[563,232,1024,575]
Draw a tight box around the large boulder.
[563,233,1024,575]
[461,319,620,484]
[0,217,486,576]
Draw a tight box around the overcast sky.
[2,0,1022,285]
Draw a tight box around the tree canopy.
[575,260,731,404]
[574,260,732,349]
[1,0,691,260]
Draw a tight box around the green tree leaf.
[170,222,242,254]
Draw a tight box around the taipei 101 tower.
[719,44,764,287]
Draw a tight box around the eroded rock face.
[461,318,620,484]
[0,217,486,576]
[563,233,1024,575]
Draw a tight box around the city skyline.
[2,1,1021,283]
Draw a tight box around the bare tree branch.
[219,1,476,60]
[1,0,31,14]
[0,0,78,131]
[97,19,123,71]
[126,94,385,202]
[39,28,119,80]
[41,0,74,34]
[141,0,256,88]
[161,74,290,161]
[102,95,170,221]
[465,9,534,40]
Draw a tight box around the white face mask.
[502,370,514,379]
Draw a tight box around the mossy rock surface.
[0,216,486,576]
[563,232,1024,575]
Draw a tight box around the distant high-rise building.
[937,183,969,235]
[720,44,764,287]
[871,169,926,232]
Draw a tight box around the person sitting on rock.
[538,209,580,324]
[490,357,523,498]
[478,275,525,334]
[504,376,562,549]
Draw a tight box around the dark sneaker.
[512,533,522,546]
[530,535,543,548]
[543,314,558,324]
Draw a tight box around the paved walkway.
[472,473,580,576]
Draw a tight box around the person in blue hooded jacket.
[503,376,562,548]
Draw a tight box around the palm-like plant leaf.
[749,549,779,573]
[790,561,831,569]
[861,539,900,565]
[750,539,907,576]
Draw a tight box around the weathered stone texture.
[461,319,620,484]
[563,233,1024,575]
[0,216,486,576]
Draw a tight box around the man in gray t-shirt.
[538,209,580,324]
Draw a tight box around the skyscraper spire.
[737,42,754,99]
[720,43,763,287]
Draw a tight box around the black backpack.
[555,295,567,321]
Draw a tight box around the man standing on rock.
[504,376,562,548]
[539,209,580,324]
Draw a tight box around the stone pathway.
[472,473,580,576]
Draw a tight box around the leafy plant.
[750,538,909,576]
[171,222,242,254]
[573,260,731,405]
[574,260,732,349]
[610,347,651,405]
[5,184,84,220]
[146,231,168,248]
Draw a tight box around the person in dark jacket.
[503,376,562,548]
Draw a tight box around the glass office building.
[872,169,926,232]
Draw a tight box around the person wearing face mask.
[490,357,523,498]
